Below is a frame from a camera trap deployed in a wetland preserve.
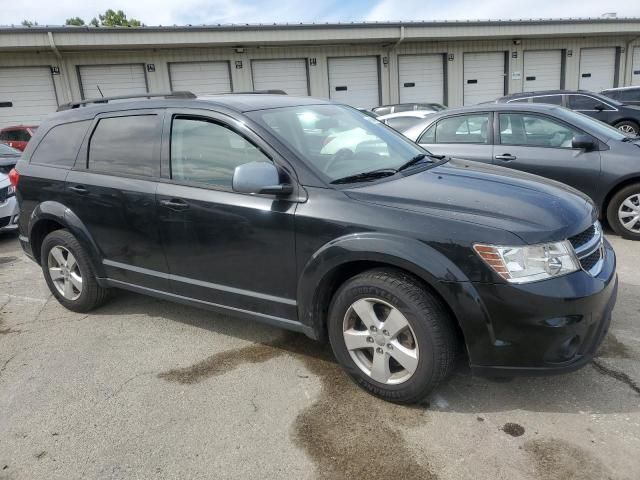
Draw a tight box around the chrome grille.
[569,221,604,276]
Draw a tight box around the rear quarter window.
[30,121,91,168]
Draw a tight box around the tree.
[65,17,85,26]
[21,20,38,26]
[96,9,141,27]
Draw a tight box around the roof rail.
[57,91,197,111]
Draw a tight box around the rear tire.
[327,268,458,404]
[41,229,110,312]
[614,120,639,137]
[606,183,640,240]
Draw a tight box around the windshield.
[248,104,430,182]
[0,143,20,155]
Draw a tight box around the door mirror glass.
[571,134,596,151]
[594,104,606,112]
[232,161,292,195]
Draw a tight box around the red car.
[0,125,38,151]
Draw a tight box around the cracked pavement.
[0,232,638,480]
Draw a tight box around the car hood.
[344,158,596,244]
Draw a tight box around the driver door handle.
[159,198,190,211]
[495,154,517,161]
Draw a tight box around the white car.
[377,111,436,132]
[0,144,20,233]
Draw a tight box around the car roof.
[601,86,640,92]
[431,103,562,115]
[498,89,604,100]
[41,94,337,126]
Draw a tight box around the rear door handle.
[495,154,517,161]
[69,185,89,195]
[159,198,190,211]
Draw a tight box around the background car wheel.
[606,184,640,240]
[614,120,639,137]
[41,229,110,312]
[327,268,458,404]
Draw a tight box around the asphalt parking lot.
[0,232,638,480]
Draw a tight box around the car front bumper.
[446,239,618,376]
[0,195,19,232]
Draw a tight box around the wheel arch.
[28,201,105,277]
[297,233,472,345]
[602,176,640,223]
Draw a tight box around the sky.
[2,0,640,26]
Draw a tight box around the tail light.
[8,168,19,195]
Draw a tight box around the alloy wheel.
[48,246,83,300]
[618,124,638,136]
[342,298,419,385]
[618,194,640,234]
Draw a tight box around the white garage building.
[1,18,640,127]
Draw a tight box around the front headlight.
[474,241,580,284]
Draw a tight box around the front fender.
[29,201,105,277]
[297,232,485,341]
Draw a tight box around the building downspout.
[48,31,73,103]
[387,26,405,103]
[623,35,640,85]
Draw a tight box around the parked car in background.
[601,86,640,107]
[357,108,380,118]
[12,93,616,404]
[377,111,436,131]
[372,103,446,116]
[402,103,640,239]
[0,125,38,151]
[496,90,640,136]
[0,143,20,233]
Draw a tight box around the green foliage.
[21,20,38,26]
[65,17,85,26]
[97,9,142,27]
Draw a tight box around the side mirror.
[594,104,605,112]
[572,134,596,152]
[232,162,293,196]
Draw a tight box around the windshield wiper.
[397,153,444,172]
[330,168,398,185]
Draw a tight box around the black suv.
[496,90,640,136]
[12,93,617,404]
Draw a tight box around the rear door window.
[434,114,491,144]
[88,115,161,177]
[30,121,90,168]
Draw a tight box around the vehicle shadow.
[92,281,640,416]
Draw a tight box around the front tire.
[614,120,639,137]
[41,229,110,312]
[327,268,458,404]
[606,184,640,240]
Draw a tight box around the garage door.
[463,52,505,105]
[328,56,380,109]
[398,54,444,104]
[632,47,640,86]
[78,64,147,99]
[579,48,616,92]
[0,67,58,128]
[252,59,309,96]
[169,62,232,96]
[523,50,562,91]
